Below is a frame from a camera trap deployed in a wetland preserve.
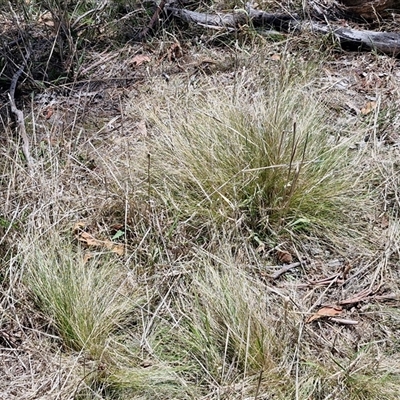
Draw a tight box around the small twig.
[254,369,263,400]
[373,293,399,302]
[8,49,33,171]
[72,367,100,399]
[338,286,379,306]
[329,317,358,325]
[300,273,344,288]
[147,152,151,212]
[271,262,301,279]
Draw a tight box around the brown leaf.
[306,306,343,323]
[73,221,87,233]
[131,54,151,67]
[167,42,183,61]
[158,42,184,64]
[44,107,54,120]
[78,231,102,247]
[277,249,293,264]
[105,242,125,256]
[76,230,125,256]
[361,101,376,115]
[39,12,55,27]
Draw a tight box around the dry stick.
[8,50,33,171]
[254,369,263,400]
[139,0,167,40]
[294,322,304,400]
[271,262,301,279]
[329,317,358,325]
[147,152,152,212]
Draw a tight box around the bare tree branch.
[164,3,400,56]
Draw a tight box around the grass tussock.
[21,236,137,357]
[172,252,291,394]
[139,64,371,245]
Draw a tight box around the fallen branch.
[271,262,301,279]
[8,50,33,171]
[165,6,296,30]
[308,23,400,56]
[164,3,400,56]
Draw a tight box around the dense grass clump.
[22,236,136,357]
[172,253,290,393]
[141,66,368,243]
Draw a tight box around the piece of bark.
[165,6,300,30]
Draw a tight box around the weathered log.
[165,6,300,30]
[164,6,248,28]
[338,0,400,18]
[165,4,400,56]
[309,23,400,55]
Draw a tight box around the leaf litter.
[73,222,125,257]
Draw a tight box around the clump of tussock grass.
[87,281,203,399]
[21,236,138,357]
[165,250,295,397]
[138,62,372,247]
[19,233,196,398]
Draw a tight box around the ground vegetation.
[2,0,400,398]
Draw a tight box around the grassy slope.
[1,1,400,399]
